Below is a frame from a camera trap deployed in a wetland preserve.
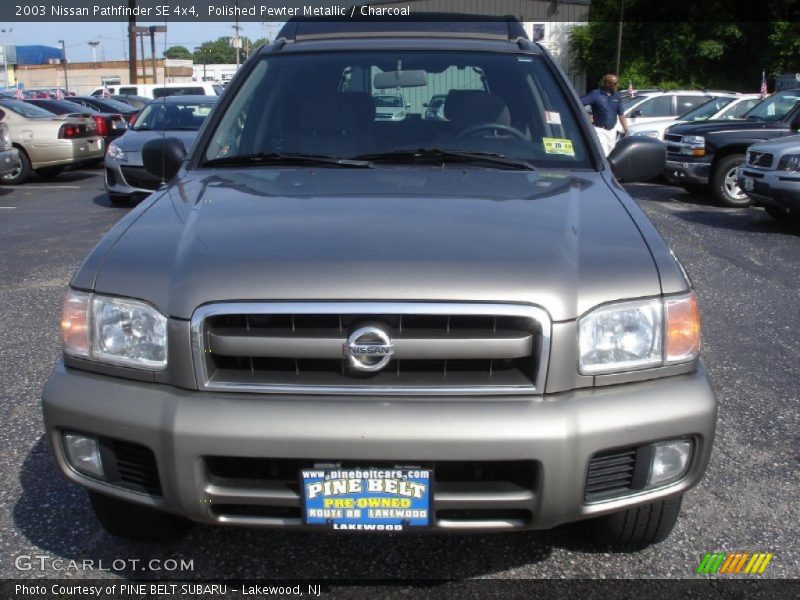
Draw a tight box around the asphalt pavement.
[0,170,797,585]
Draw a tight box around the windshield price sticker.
[301,467,431,531]
[543,138,575,156]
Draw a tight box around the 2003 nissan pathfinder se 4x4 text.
[43,17,717,550]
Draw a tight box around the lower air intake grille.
[585,448,638,502]
[101,438,162,496]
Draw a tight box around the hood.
[666,118,785,136]
[86,168,663,322]
[114,129,200,152]
[747,132,800,153]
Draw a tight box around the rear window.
[133,100,216,131]
[153,86,206,98]
[0,99,54,118]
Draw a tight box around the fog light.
[63,432,104,479]
[648,439,692,486]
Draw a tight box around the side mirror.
[608,136,666,183]
[630,109,642,118]
[142,137,187,183]
[791,116,800,131]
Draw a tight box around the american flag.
[55,88,64,100]
[102,82,110,98]
[14,87,24,100]
[760,71,768,98]
[628,80,634,96]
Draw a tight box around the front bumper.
[104,152,161,199]
[43,360,717,532]
[738,167,800,212]
[664,158,712,186]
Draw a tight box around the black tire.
[582,495,683,550]
[0,148,32,185]
[680,183,707,195]
[711,155,751,207]
[108,193,132,206]
[89,492,191,542]
[764,205,800,225]
[35,166,65,179]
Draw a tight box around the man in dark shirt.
[580,74,629,156]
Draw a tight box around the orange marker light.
[61,291,90,357]
[665,293,701,363]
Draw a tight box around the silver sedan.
[104,95,217,204]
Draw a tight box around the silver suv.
[43,18,717,550]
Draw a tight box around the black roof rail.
[276,13,528,42]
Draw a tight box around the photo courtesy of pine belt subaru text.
[42,16,717,549]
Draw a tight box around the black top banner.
[2,0,799,22]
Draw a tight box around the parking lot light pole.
[57,39,69,93]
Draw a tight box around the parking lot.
[0,168,798,581]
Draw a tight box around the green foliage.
[573,9,798,92]
[192,36,269,64]
[163,46,192,60]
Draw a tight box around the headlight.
[777,154,800,172]
[579,293,700,375]
[60,290,167,370]
[631,130,660,138]
[679,135,706,156]
[106,143,126,161]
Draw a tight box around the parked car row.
[663,88,800,215]
[0,93,216,188]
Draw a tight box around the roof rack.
[277,14,528,42]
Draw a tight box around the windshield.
[204,50,591,168]
[677,96,735,121]
[133,100,216,131]
[744,90,800,122]
[0,99,55,119]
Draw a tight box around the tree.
[163,45,193,60]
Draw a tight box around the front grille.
[204,457,537,528]
[664,133,682,144]
[120,166,162,190]
[747,151,774,168]
[191,302,550,395]
[585,448,637,501]
[99,438,162,496]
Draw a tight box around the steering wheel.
[457,123,529,140]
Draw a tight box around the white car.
[628,94,761,140]
[617,90,737,135]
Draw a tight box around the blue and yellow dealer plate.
[301,467,432,531]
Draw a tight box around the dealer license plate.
[743,176,754,191]
[301,466,431,531]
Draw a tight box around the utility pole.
[232,0,241,69]
[139,31,146,81]
[128,0,137,83]
[57,39,69,93]
[615,0,624,76]
[0,28,11,90]
[149,26,166,84]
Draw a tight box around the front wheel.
[581,495,683,550]
[0,149,32,185]
[711,155,751,207]
[89,492,192,542]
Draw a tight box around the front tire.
[711,155,751,207]
[582,495,683,550]
[0,149,32,185]
[89,492,191,542]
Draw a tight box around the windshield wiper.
[355,148,536,170]
[202,152,372,168]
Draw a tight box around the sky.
[1,21,286,63]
